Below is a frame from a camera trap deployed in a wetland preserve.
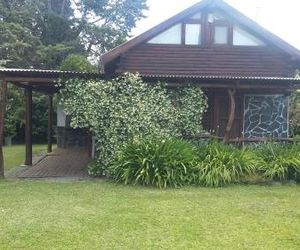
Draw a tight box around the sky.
[132,0,300,50]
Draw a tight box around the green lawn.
[0,180,299,249]
[3,144,55,171]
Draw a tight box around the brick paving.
[14,148,90,178]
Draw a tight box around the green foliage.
[0,0,147,68]
[289,90,300,136]
[5,87,53,143]
[254,142,300,181]
[62,73,207,174]
[32,94,50,142]
[79,0,148,57]
[194,142,259,187]
[0,0,147,146]
[0,22,41,68]
[60,54,97,72]
[110,138,197,188]
[4,85,24,138]
[37,43,77,70]
[169,88,207,136]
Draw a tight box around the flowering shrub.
[169,87,208,136]
[61,73,207,175]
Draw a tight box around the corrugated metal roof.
[140,74,300,82]
[1,68,299,83]
[0,68,102,77]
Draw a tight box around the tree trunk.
[47,95,53,153]
[47,0,52,12]
[25,88,32,166]
[224,89,236,143]
[0,80,8,178]
[61,0,67,16]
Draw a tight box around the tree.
[0,0,147,144]
[60,54,97,72]
[0,0,147,69]
[0,22,41,68]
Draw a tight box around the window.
[214,26,228,44]
[185,24,201,45]
[233,27,264,46]
[148,24,182,44]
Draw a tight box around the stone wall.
[243,95,289,138]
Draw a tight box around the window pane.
[233,27,264,46]
[148,24,182,44]
[185,24,201,45]
[190,12,202,20]
[214,26,228,44]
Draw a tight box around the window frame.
[232,25,265,47]
[147,23,183,45]
[210,16,232,46]
[182,13,204,47]
[208,12,265,48]
[146,11,265,48]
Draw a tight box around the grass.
[3,144,56,171]
[0,180,299,249]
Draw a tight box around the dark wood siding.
[117,44,294,77]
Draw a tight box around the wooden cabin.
[101,0,300,141]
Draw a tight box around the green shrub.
[110,138,197,188]
[254,143,300,181]
[194,142,260,187]
[62,73,207,175]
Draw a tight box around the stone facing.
[243,95,288,138]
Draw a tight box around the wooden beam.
[47,95,53,153]
[25,88,32,166]
[12,82,58,94]
[3,76,57,83]
[0,79,8,178]
[224,88,236,143]
[164,82,295,90]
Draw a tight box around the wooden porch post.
[224,89,236,143]
[47,95,53,153]
[25,87,32,166]
[0,79,8,178]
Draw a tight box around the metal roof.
[1,68,300,93]
[0,68,103,77]
[0,68,104,93]
[1,68,299,82]
[140,74,300,82]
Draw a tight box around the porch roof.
[0,68,103,93]
[140,74,300,90]
[1,68,300,93]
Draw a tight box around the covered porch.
[9,148,90,179]
[1,70,300,178]
[0,69,102,178]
